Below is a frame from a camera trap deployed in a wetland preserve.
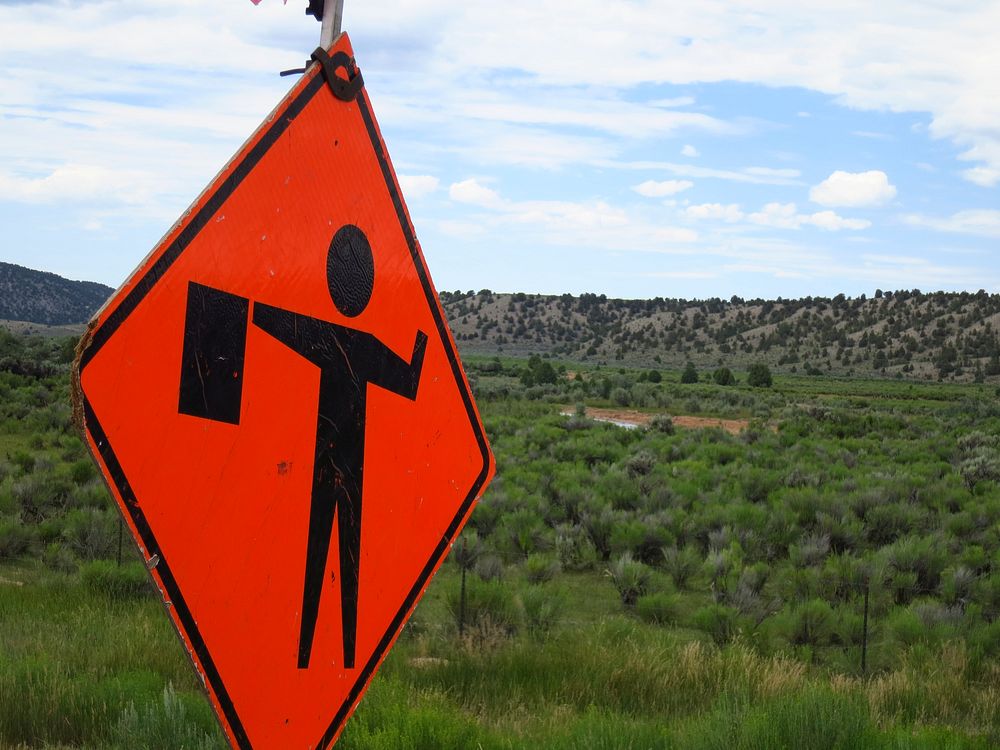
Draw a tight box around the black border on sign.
[78,67,491,750]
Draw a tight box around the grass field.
[2,336,999,748]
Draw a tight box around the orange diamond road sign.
[73,33,494,750]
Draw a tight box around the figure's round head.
[327,224,374,317]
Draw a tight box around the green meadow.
[1,331,999,748]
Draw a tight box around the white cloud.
[748,202,802,229]
[903,210,1000,238]
[632,179,694,198]
[444,180,698,252]
[607,161,801,186]
[449,178,505,209]
[452,126,614,169]
[681,144,700,158]
[810,171,897,208]
[747,203,871,232]
[710,244,989,288]
[684,201,869,231]
[397,174,440,199]
[807,210,871,231]
[684,203,744,222]
[410,2,1000,178]
[0,164,153,205]
[962,166,1000,188]
[447,93,733,141]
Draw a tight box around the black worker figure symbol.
[177,224,428,670]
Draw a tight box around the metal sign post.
[282,0,346,77]
[320,0,344,47]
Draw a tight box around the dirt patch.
[563,406,752,435]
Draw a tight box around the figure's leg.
[337,484,362,669]
[298,488,336,669]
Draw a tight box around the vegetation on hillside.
[2,331,999,748]
[0,262,112,326]
[441,288,1000,382]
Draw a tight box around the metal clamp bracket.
[310,47,363,102]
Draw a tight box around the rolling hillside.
[4,261,1000,382]
[0,262,112,326]
[440,288,1000,381]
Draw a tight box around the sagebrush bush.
[108,684,222,750]
[661,545,701,589]
[649,414,675,434]
[519,584,565,638]
[524,553,561,584]
[445,577,518,636]
[606,552,652,607]
[0,517,32,560]
[475,553,505,582]
[62,507,117,560]
[41,541,77,573]
[554,523,599,571]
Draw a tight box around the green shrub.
[525,553,561,584]
[624,450,656,478]
[784,599,838,647]
[445,578,518,636]
[681,362,698,384]
[10,449,34,475]
[661,545,701,589]
[713,367,736,386]
[0,517,32,560]
[519,584,566,638]
[68,459,97,486]
[649,415,675,434]
[554,524,599,571]
[11,472,70,522]
[691,604,741,645]
[940,565,977,606]
[41,541,77,573]
[636,592,680,625]
[959,451,1000,491]
[62,508,117,560]
[606,552,652,607]
[747,363,773,388]
[886,607,926,647]
[107,684,222,750]
[475,553,505,582]
[499,508,548,558]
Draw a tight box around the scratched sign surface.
[73,33,494,750]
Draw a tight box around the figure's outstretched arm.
[369,330,427,400]
[252,302,328,364]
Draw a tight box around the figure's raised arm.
[252,302,334,365]
[368,330,427,400]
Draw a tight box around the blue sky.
[1,0,998,300]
